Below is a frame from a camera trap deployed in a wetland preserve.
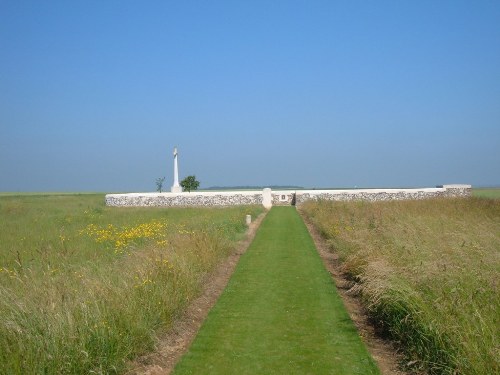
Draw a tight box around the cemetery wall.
[105,185,471,208]
[292,185,471,205]
[105,191,263,207]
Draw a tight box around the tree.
[156,177,166,193]
[180,175,200,193]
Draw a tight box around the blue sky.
[1,1,499,192]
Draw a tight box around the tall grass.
[301,198,499,375]
[0,194,263,374]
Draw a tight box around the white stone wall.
[105,185,472,208]
[294,185,472,204]
[105,191,263,207]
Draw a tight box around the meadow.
[301,197,499,375]
[0,194,263,374]
[472,187,500,199]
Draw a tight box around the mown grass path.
[173,207,380,375]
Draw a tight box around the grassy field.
[173,207,380,375]
[0,194,263,374]
[472,187,500,199]
[301,197,499,375]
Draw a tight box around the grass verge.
[173,206,380,375]
[0,194,263,374]
[301,197,499,375]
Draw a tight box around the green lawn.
[173,207,379,375]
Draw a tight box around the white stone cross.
[171,147,182,193]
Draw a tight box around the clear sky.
[1,1,499,192]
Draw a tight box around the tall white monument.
[171,147,182,193]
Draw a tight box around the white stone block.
[262,188,273,209]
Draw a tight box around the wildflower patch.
[80,220,169,253]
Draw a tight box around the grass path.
[172,207,380,374]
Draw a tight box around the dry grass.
[301,197,499,375]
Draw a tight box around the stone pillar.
[262,188,273,209]
[171,147,182,193]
